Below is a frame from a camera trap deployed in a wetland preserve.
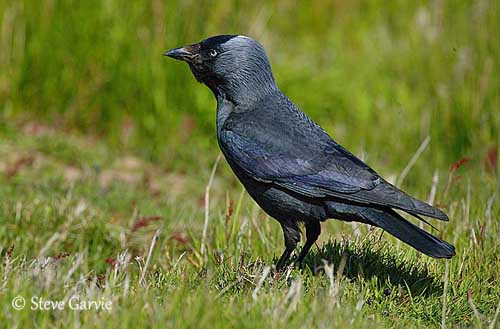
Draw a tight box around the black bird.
[165,35,455,270]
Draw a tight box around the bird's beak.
[164,46,195,62]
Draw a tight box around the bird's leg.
[295,221,321,264]
[276,248,293,272]
[276,222,300,271]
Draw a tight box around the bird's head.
[165,35,277,104]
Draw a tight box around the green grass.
[1,0,498,166]
[0,0,499,327]
[0,120,499,328]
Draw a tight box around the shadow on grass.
[302,238,443,297]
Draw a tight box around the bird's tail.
[361,207,455,258]
[326,201,455,258]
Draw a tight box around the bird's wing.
[220,126,378,196]
[219,101,448,221]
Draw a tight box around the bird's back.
[219,90,379,188]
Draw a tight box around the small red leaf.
[105,258,116,267]
[450,157,471,174]
[434,202,448,209]
[198,195,205,208]
[225,200,234,225]
[485,145,498,175]
[5,155,35,179]
[169,232,190,244]
[52,252,70,260]
[6,244,15,259]
[131,216,163,232]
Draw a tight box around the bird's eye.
[209,49,217,57]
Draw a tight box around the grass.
[1,0,498,166]
[0,121,499,328]
[0,0,499,327]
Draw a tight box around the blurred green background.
[1,2,499,327]
[0,0,498,172]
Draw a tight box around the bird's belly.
[252,185,327,223]
[225,157,327,223]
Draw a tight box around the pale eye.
[209,49,217,57]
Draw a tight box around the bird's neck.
[208,72,277,108]
[215,96,233,134]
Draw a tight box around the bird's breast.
[216,99,234,137]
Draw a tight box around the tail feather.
[361,207,455,258]
[325,200,455,258]
[337,182,449,221]
[371,183,449,221]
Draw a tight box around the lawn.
[0,0,499,328]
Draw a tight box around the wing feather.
[218,96,447,221]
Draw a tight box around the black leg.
[276,222,300,271]
[276,248,294,272]
[295,221,321,264]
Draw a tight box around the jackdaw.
[165,35,455,270]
